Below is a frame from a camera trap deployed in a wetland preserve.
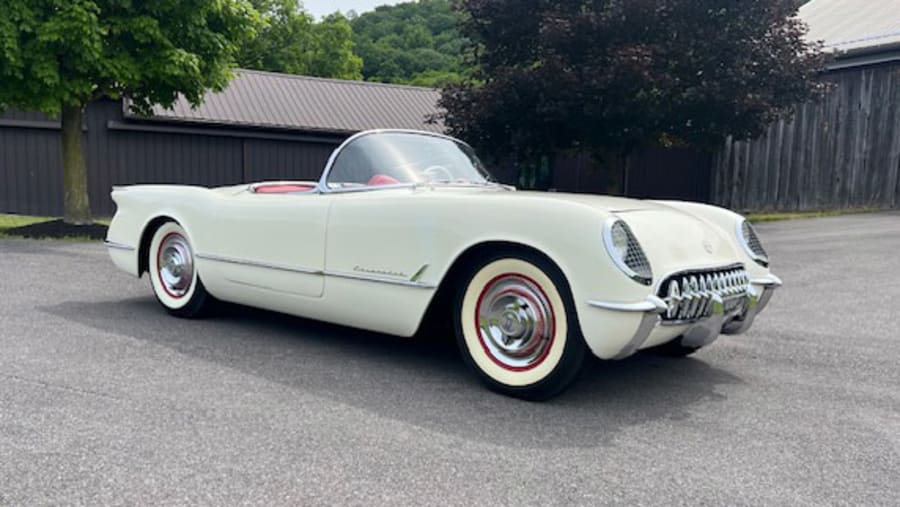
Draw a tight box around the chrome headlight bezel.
[602,217,653,286]
[736,219,769,267]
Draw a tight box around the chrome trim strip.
[409,264,429,282]
[601,216,653,286]
[751,274,783,287]
[605,297,666,359]
[325,269,437,289]
[196,253,323,275]
[752,274,782,314]
[104,240,136,251]
[737,220,769,267]
[588,295,667,313]
[197,252,437,289]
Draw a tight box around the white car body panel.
[106,130,780,360]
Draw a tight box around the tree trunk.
[61,104,91,224]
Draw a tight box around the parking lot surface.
[1,212,899,505]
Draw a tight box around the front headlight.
[737,219,769,267]
[603,217,653,285]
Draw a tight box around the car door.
[198,191,332,298]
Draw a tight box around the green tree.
[237,0,315,75]
[440,0,829,180]
[307,14,363,80]
[237,1,362,79]
[0,0,258,224]
[351,0,468,86]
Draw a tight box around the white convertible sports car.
[106,129,781,400]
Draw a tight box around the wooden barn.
[711,0,900,212]
[0,70,442,217]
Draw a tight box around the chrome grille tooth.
[678,276,692,319]
[681,278,694,319]
[687,276,700,319]
[698,274,711,317]
[656,265,749,323]
[694,275,709,318]
[666,280,680,319]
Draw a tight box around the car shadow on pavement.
[43,297,744,450]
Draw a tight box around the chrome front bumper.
[588,274,783,358]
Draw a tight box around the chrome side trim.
[751,274,783,287]
[737,220,769,267]
[197,252,437,289]
[601,216,653,286]
[104,240,136,251]
[196,253,324,275]
[325,269,437,289]
[319,182,419,194]
[751,273,782,314]
[410,264,429,282]
[588,295,666,360]
[588,295,667,313]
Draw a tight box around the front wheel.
[454,251,587,400]
[148,221,212,318]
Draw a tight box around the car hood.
[510,190,658,212]
[508,191,744,275]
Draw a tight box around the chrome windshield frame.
[314,129,493,194]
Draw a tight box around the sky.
[303,0,405,18]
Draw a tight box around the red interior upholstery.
[368,174,400,186]
[254,183,316,194]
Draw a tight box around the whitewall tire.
[148,221,211,318]
[454,250,587,400]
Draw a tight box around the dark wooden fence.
[487,149,712,200]
[0,99,343,217]
[711,62,900,211]
[6,63,900,217]
[2,102,714,217]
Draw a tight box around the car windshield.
[325,131,495,189]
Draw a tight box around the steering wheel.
[422,165,454,182]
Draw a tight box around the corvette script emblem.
[702,239,714,254]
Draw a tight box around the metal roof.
[130,69,444,135]
[800,0,900,55]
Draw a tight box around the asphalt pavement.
[1,212,899,506]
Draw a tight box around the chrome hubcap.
[477,274,555,370]
[157,233,193,298]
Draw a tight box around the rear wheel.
[148,221,211,318]
[454,250,587,400]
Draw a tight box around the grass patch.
[746,208,880,223]
[0,214,108,241]
[0,214,50,230]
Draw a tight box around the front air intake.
[657,265,750,323]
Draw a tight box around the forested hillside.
[350,0,468,86]
[236,0,363,80]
